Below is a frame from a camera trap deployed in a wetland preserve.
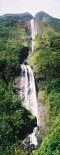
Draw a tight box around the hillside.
[0,13,33,82]
[35,11,60,32]
[28,12,60,155]
[0,11,60,155]
[0,13,37,155]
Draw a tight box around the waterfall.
[15,19,39,147]
[15,18,45,149]
[20,64,38,118]
[20,64,38,146]
[31,19,35,52]
[20,65,29,109]
[18,19,38,146]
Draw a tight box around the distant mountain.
[0,11,60,32]
[0,12,33,25]
[0,12,33,29]
[35,11,60,32]
[35,11,50,20]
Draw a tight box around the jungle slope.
[0,13,37,155]
[28,12,60,155]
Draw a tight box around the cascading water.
[19,64,38,146]
[20,65,29,109]
[31,19,35,52]
[20,64,38,118]
[15,18,46,150]
[18,19,39,146]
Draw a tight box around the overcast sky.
[0,0,60,19]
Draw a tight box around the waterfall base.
[29,127,38,146]
[20,125,43,154]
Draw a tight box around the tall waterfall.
[19,64,38,146]
[18,19,39,146]
[15,19,39,147]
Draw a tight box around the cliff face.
[34,11,60,36]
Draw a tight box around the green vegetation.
[35,11,60,32]
[0,80,36,155]
[0,13,37,155]
[29,28,60,81]
[0,11,60,155]
[28,14,60,155]
[0,13,31,83]
[35,125,60,155]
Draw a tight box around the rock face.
[15,64,39,148]
[34,11,60,33]
[15,65,48,154]
[15,64,38,118]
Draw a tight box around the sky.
[0,0,60,19]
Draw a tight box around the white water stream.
[15,18,46,148]
[18,19,39,146]
[31,19,35,52]
[19,19,38,146]
[20,64,38,118]
[19,64,38,146]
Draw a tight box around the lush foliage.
[0,14,31,83]
[0,12,60,155]
[29,28,60,81]
[28,15,60,155]
[0,14,36,155]
[0,80,36,154]
[35,125,60,155]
